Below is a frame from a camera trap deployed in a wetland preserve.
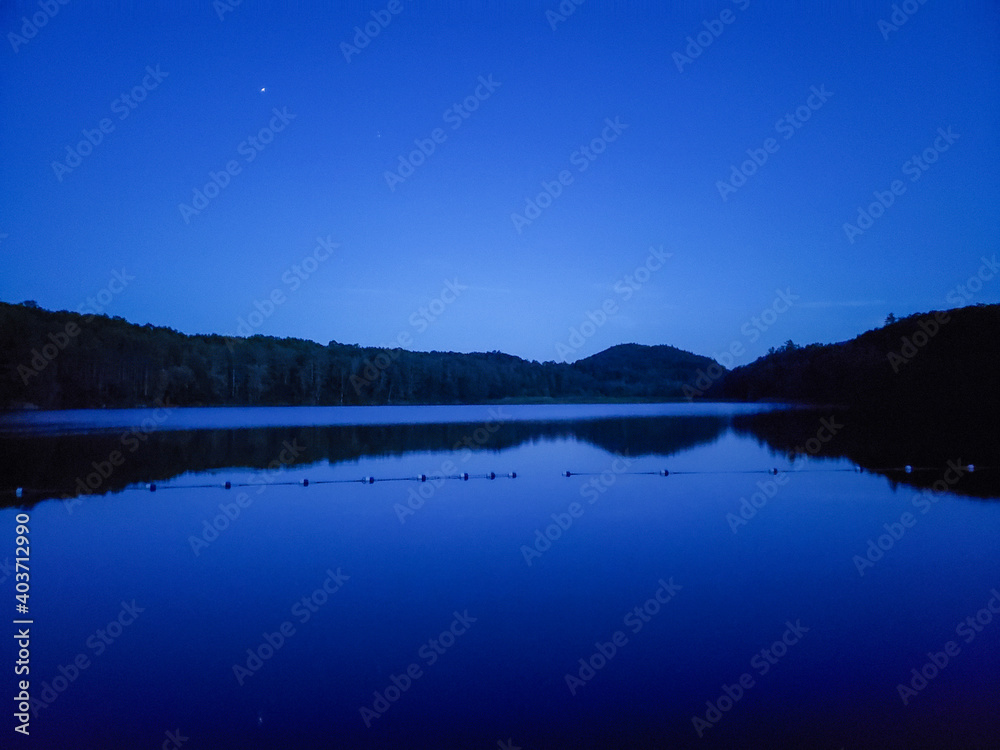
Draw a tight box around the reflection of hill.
[731,410,1000,499]
[0,415,729,507]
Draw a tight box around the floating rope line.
[124,471,518,492]
[563,469,790,477]
[6,464,998,499]
[562,464,984,478]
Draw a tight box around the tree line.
[4,300,995,418]
[0,302,719,409]
[718,304,1000,428]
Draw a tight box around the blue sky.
[1,0,997,364]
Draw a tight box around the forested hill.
[6,300,996,414]
[0,302,720,409]
[718,304,1000,427]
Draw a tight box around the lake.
[1,403,998,749]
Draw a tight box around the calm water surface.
[1,403,997,749]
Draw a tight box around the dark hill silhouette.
[0,302,720,409]
[717,303,1000,430]
[3,301,997,425]
[712,306,999,496]
[574,343,714,397]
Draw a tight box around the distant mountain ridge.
[3,300,997,418]
[0,302,719,409]
[574,343,715,390]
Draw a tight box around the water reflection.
[731,409,1000,498]
[6,404,999,749]
[2,405,997,506]
[0,415,730,505]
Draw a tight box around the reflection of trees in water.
[4,410,995,506]
[0,416,729,506]
[731,409,1000,499]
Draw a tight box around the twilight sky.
[2,0,997,365]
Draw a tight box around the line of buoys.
[896,464,975,474]
[562,464,980,478]
[564,468,776,477]
[4,464,991,499]
[564,469,671,477]
[127,472,519,491]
